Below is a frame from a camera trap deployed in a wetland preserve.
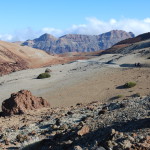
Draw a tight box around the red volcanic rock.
[0,62,28,76]
[2,90,50,116]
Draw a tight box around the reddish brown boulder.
[2,90,50,116]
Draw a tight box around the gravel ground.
[0,95,149,149]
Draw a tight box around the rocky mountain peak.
[99,30,134,38]
[36,33,57,41]
[129,32,135,37]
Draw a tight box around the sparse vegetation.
[37,73,51,79]
[116,95,123,98]
[123,82,136,88]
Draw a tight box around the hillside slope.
[115,32,150,45]
[102,32,150,54]
[0,41,62,75]
[22,30,134,54]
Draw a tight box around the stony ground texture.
[0,95,149,150]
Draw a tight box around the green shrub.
[116,95,123,98]
[123,82,136,88]
[37,73,51,79]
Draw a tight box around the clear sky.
[0,0,150,41]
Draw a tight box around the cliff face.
[22,30,134,54]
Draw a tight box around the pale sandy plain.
[0,53,150,109]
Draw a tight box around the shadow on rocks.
[22,118,150,150]
[120,64,135,68]
[6,147,19,150]
[0,111,4,117]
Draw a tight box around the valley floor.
[0,54,150,109]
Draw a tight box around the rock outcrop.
[2,90,50,116]
[22,30,134,54]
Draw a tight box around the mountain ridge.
[22,30,134,54]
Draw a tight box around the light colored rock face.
[22,30,134,54]
[2,90,50,116]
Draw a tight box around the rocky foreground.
[0,91,149,150]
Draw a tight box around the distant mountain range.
[1,31,150,75]
[22,30,134,54]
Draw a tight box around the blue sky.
[0,0,150,41]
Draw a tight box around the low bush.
[37,73,51,79]
[116,95,123,98]
[123,82,136,88]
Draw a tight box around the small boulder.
[74,146,83,150]
[96,147,106,150]
[77,125,90,136]
[98,109,106,115]
[2,90,50,116]
[45,68,52,73]
[120,140,132,149]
